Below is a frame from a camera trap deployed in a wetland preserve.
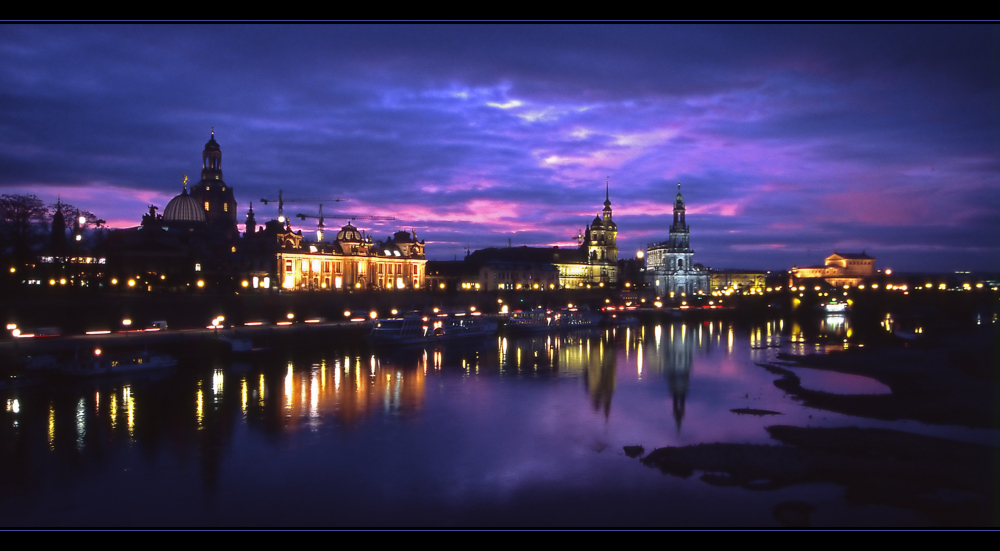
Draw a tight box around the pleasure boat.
[58,351,178,378]
[506,308,603,333]
[369,312,498,346]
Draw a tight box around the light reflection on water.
[0,317,992,527]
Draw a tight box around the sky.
[1,23,997,272]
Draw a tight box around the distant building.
[645,183,709,298]
[790,252,876,288]
[710,269,765,295]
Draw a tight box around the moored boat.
[369,312,498,346]
[506,308,603,333]
[58,351,178,378]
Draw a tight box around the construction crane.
[260,190,345,223]
[295,204,396,242]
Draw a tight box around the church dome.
[204,134,221,152]
[336,222,362,242]
[163,189,206,223]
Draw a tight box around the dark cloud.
[0,23,996,271]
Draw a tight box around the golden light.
[344,311,351,317]
[128,279,135,287]
[122,319,132,327]
[636,250,644,259]
[287,313,295,320]
[885,269,892,275]
[8,267,14,273]
[197,280,205,288]
[5,324,15,330]
[94,348,101,356]
[369,310,377,320]
[242,280,249,287]
[391,309,398,315]
[111,278,118,285]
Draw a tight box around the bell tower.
[190,130,239,243]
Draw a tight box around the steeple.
[245,203,256,236]
[51,197,66,255]
[602,176,613,223]
[201,130,222,182]
[672,182,686,230]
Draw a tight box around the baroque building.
[189,131,239,243]
[105,132,426,292]
[645,183,709,298]
[790,252,875,288]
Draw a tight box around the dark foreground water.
[1,316,993,527]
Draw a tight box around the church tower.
[665,183,693,270]
[189,131,239,243]
[644,182,708,298]
[586,179,618,264]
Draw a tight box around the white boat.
[506,308,603,333]
[58,351,178,378]
[369,312,498,346]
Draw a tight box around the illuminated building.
[645,183,709,297]
[241,219,426,291]
[790,252,876,288]
[710,270,766,295]
[103,133,426,292]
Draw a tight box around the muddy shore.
[633,327,999,526]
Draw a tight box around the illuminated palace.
[106,133,426,291]
[435,182,619,291]
[790,252,876,288]
[645,183,709,297]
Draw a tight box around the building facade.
[645,183,709,298]
[790,252,876,288]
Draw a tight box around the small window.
[204,202,210,211]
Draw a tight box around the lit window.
[204,202,210,211]
[224,203,228,212]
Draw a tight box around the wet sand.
[635,329,999,526]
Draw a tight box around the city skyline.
[1,23,997,272]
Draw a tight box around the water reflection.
[1,314,991,526]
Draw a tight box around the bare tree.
[0,194,48,264]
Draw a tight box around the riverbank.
[632,325,999,526]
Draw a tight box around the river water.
[0,316,990,527]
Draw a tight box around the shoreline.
[634,327,999,527]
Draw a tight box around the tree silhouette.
[0,194,48,264]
